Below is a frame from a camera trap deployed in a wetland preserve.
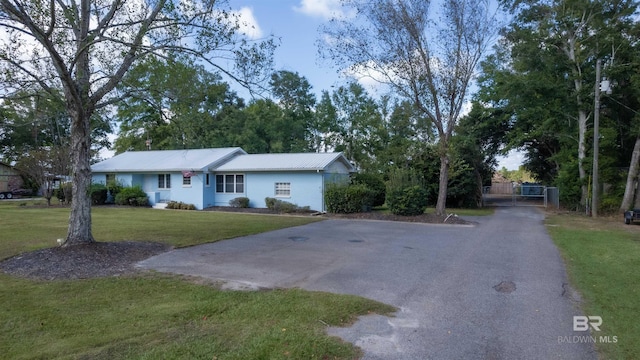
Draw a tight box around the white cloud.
[234,7,263,39]
[497,150,525,171]
[293,0,352,20]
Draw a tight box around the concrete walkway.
[137,207,596,359]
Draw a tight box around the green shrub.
[385,167,429,216]
[599,195,620,215]
[264,197,305,213]
[325,183,374,213]
[106,180,123,197]
[230,197,250,208]
[114,186,148,206]
[387,185,428,216]
[351,173,386,207]
[90,183,108,205]
[277,201,297,213]
[165,201,178,209]
[54,182,73,204]
[265,197,277,209]
[166,201,196,210]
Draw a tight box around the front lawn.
[0,202,395,359]
[546,213,640,360]
[0,202,322,259]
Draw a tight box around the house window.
[205,174,210,187]
[106,173,115,184]
[216,174,244,193]
[158,174,171,189]
[275,182,291,197]
[182,175,191,187]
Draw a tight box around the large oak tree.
[0,0,274,246]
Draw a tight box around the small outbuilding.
[0,162,24,196]
[91,148,354,211]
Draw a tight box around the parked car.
[624,209,640,225]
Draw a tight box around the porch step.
[153,202,168,209]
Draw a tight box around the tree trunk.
[621,135,640,211]
[634,176,640,209]
[475,169,484,208]
[577,107,588,207]
[64,108,95,246]
[566,32,588,207]
[435,153,449,216]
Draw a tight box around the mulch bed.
[204,206,474,225]
[321,212,473,225]
[0,241,171,280]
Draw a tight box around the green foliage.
[476,0,640,211]
[166,201,196,210]
[114,56,247,153]
[19,175,40,195]
[229,197,250,208]
[329,82,386,170]
[269,70,316,152]
[554,161,582,210]
[264,197,309,213]
[599,195,620,215]
[264,197,277,210]
[446,158,479,208]
[114,186,148,207]
[106,180,123,196]
[386,185,428,216]
[386,168,428,216]
[351,172,386,207]
[498,166,536,183]
[89,183,108,205]
[325,182,374,214]
[54,182,73,204]
[451,102,512,208]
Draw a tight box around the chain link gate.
[483,183,559,208]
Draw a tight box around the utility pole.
[592,59,601,218]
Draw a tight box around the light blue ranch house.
[91,147,355,211]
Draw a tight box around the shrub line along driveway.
[137,207,597,359]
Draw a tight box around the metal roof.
[91,148,246,172]
[214,152,355,172]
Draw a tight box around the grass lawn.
[0,201,322,259]
[443,207,494,216]
[0,201,395,359]
[546,212,640,360]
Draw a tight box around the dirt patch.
[0,241,171,280]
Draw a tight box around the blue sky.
[228,0,350,97]
[225,1,523,170]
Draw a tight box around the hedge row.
[325,183,374,214]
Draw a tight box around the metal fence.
[483,183,559,209]
[545,187,560,209]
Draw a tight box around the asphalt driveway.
[137,207,597,359]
